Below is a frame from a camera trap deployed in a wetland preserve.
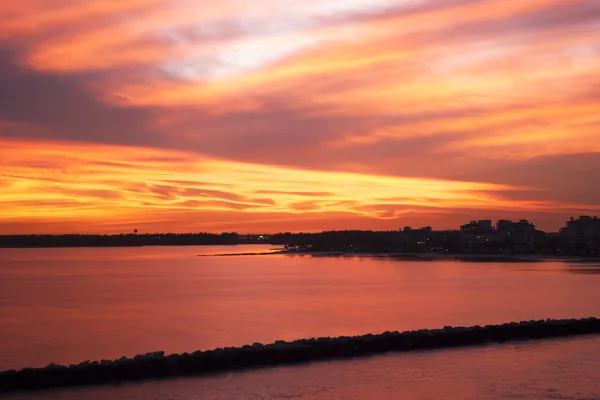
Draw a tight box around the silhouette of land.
[1,216,598,256]
[0,232,255,248]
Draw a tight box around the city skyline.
[1,215,598,236]
[2,216,599,256]
[1,1,600,234]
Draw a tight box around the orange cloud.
[1,0,599,233]
[5,137,578,233]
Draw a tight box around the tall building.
[460,219,537,254]
[460,220,495,253]
[496,219,535,253]
[564,216,600,254]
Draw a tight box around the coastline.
[202,250,600,263]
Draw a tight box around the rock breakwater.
[2,318,599,393]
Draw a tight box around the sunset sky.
[1,0,599,234]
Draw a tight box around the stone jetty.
[2,318,600,393]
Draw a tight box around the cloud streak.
[2,138,565,233]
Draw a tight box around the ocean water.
[1,245,600,399]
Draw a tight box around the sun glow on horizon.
[3,138,565,234]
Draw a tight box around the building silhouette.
[497,219,536,253]
[1,216,599,256]
[563,216,600,254]
[459,219,536,254]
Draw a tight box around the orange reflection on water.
[1,247,599,370]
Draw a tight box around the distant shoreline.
[0,243,270,249]
[201,250,600,262]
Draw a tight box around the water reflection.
[565,264,600,274]
[511,262,600,275]
[1,246,600,371]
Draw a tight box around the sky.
[1,0,599,234]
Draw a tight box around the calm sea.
[1,245,600,399]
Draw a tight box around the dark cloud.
[346,151,600,211]
[0,43,431,169]
[0,47,160,147]
[447,152,600,207]
[158,104,471,174]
